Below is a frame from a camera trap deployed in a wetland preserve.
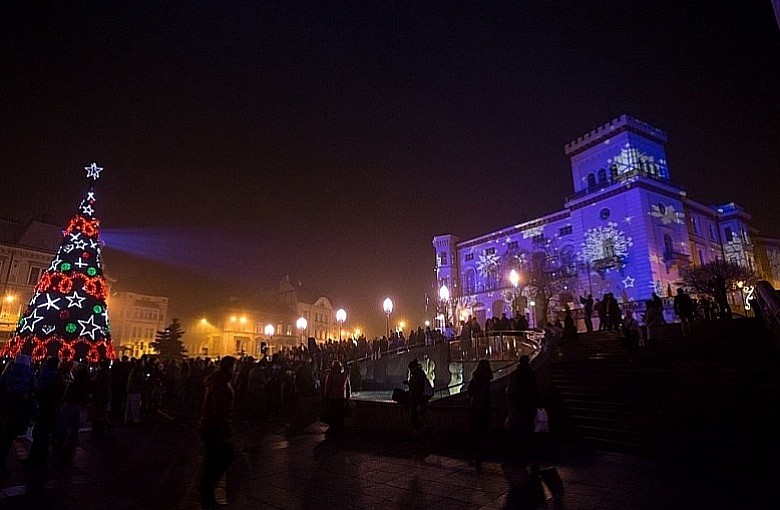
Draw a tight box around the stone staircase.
[547,318,780,465]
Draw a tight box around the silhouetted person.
[506,355,540,442]
[580,294,594,332]
[467,359,493,472]
[674,288,695,337]
[621,310,641,362]
[199,356,236,508]
[323,360,351,432]
[405,359,428,437]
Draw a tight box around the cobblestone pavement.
[1,397,776,509]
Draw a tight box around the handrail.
[449,329,544,363]
[347,340,433,366]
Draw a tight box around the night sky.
[1,2,778,336]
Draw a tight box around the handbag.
[534,407,549,433]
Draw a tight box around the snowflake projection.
[649,203,684,225]
[723,238,748,266]
[476,251,500,277]
[580,222,633,270]
[608,144,667,178]
[522,226,543,239]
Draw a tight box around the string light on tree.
[0,162,116,362]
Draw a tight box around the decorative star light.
[19,309,44,333]
[28,291,41,306]
[37,294,61,311]
[85,162,103,180]
[89,239,99,249]
[649,203,684,225]
[622,276,635,288]
[48,256,63,272]
[80,204,94,215]
[74,257,88,269]
[476,251,500,277]
[649,253,663,264]
[624,216,633,225]
[86,191,96,202]
[41,324,56,336]
[69,232,82,242]
[62,244,75,253]
[65,291,86,308]
[73,239,88,250]
[77,315,103,339]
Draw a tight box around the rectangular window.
[485,247,496,255]
[438,251,447,266]
[724,227,734,242]
[27,265,43,285]
[709,223,717,241]
[532,234,545,244]
[507,241,518,250]
[465,253,474,261]
[558,225,573,236]
[698,249,705,264]
[691,216,700,235]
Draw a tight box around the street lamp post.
[438,284,450,330]
[264,323,275,356]
[296,317,308,344]
[382,298,393,339]
[509,269,520,317]
[336,308,347,341]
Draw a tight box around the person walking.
[579,294,594,333]
[506,355,540,443]
[644,299,665,363]
[621,310,641,362]
[406,359,429,437]
[199,355,236,508]
[323,360,351,433]
[27,356,62,468]
[0,353,35,476]
[673,288,695,337]
[467,359,493,472]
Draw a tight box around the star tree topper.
[85,162,103,180]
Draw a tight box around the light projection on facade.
[649,203,685,225]
[580,222,633,271]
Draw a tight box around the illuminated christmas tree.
[1,163,115,362]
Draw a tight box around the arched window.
[598,168,607,183]
[610,164,618,181]
[587,173,596,187]
[663,234,674,256]
[603,238,615,259]
[464,269,476,295]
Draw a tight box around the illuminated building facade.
[434,114,780,327]
[184,277,340,358]
[0,219,61,342]
[108,291,169,359]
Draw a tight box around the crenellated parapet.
[564,114,667,157]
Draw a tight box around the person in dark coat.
[467,359,493,472]
[0,354,35,475]
[579,294,594,332]
[199,355,236,508]
[323,360,351,432]
[673,288,695,337]
[406,359,428,436]
[27,356,62,467]
[506,355,540,439]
